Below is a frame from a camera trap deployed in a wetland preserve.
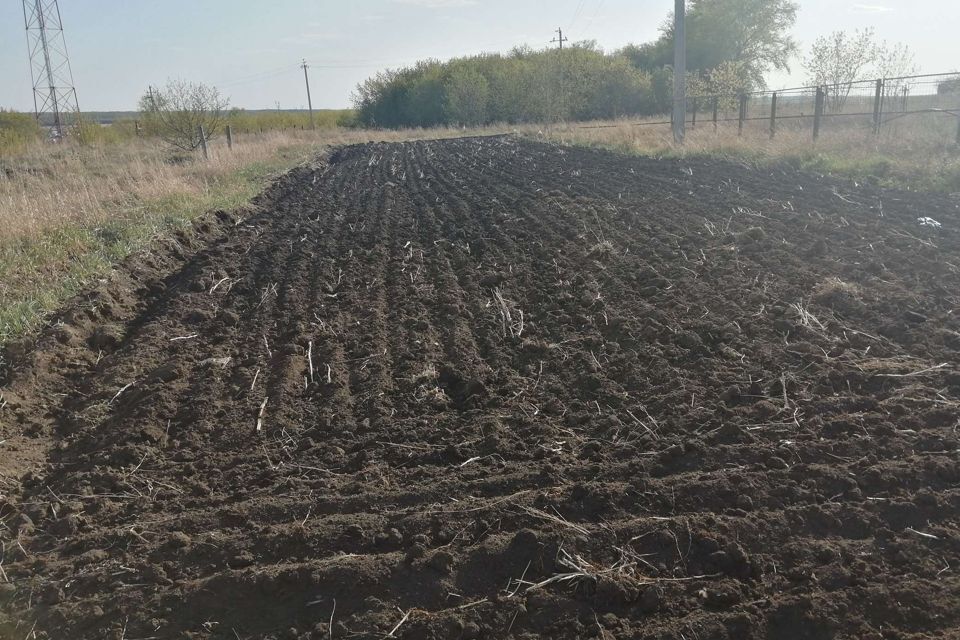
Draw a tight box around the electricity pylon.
[23,0,81,140]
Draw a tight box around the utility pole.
[551,28,568,50]
[550,28,570,121]
[301,59,315,130]
[672,0,686,144]
[22,0,80,140]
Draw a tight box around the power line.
[569,0,587,28]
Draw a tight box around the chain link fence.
[585,72,960,144]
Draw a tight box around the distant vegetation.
[226,108,356,134]
[354,0,801,128]
[0,105,355,155]
[354,46,656,127]
[0,109,43,154]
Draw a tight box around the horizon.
[1,0,957,113]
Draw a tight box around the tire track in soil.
[2,136,960,640]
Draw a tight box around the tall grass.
[527,112,960,192]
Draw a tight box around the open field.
[0,127,497,347]
[1,136,959,639]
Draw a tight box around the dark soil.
[2,136,960,640]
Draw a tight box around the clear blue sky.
[0,0,956,112]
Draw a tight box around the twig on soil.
[492,288,524,338]
[626,409,659,440]
[791,302,826,332]
[209,277,232,294]
[109,382,135,405]
[521,506,590,536]
[250,368,260,392]
[169,334,199,342]
[329,599,336,640]
[307,341,315,385]
[263,335,272,358]
[875,363,950,378]
[905,527,940,540]
[256,397,269,434]
[386,608,412,638]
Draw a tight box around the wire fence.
[583,71,960,143]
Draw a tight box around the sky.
[0,0,957,112]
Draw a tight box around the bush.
[353,45,657,128]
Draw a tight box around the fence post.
[198,125,209,160]
[769,92,778,139]
[738,94,747,136]
[813,87,824,142]
[227,125,234,150]
[873,79,884,135]
[712,97,719,132]
[691,98,698,128]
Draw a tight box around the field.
[1,135,959,639]
[0,127,495,347]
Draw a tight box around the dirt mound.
[2,136,959,639]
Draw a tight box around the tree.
[444,67,489,125]
[623,0,799,90]
[874,41,918,96]
[874,41,918,81]
[139,80,229,151]
[804,29,877,112]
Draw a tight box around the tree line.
[352,0,940,128]
[354,0,800,128]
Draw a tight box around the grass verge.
[527,116,960,193]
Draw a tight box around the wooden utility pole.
[813,86,825,141]
[672,0,686,144]
[198,124,208,160]
[551,28,568,50]
[301,59,315,130]
[769,92,778,139]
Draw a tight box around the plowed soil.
[2,136,960,640]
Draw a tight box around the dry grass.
[524,114,960,193]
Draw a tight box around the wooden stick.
[256,397,269,434]
[387,609,412,638]
[876,363,950,378]
[308,341,315,384]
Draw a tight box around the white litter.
[917,217,942,229]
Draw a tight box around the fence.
[585,72,960,144]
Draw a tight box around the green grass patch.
[0,145,313,347]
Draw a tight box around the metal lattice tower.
[22,0,80,139]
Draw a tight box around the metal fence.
[585,72,960,143]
